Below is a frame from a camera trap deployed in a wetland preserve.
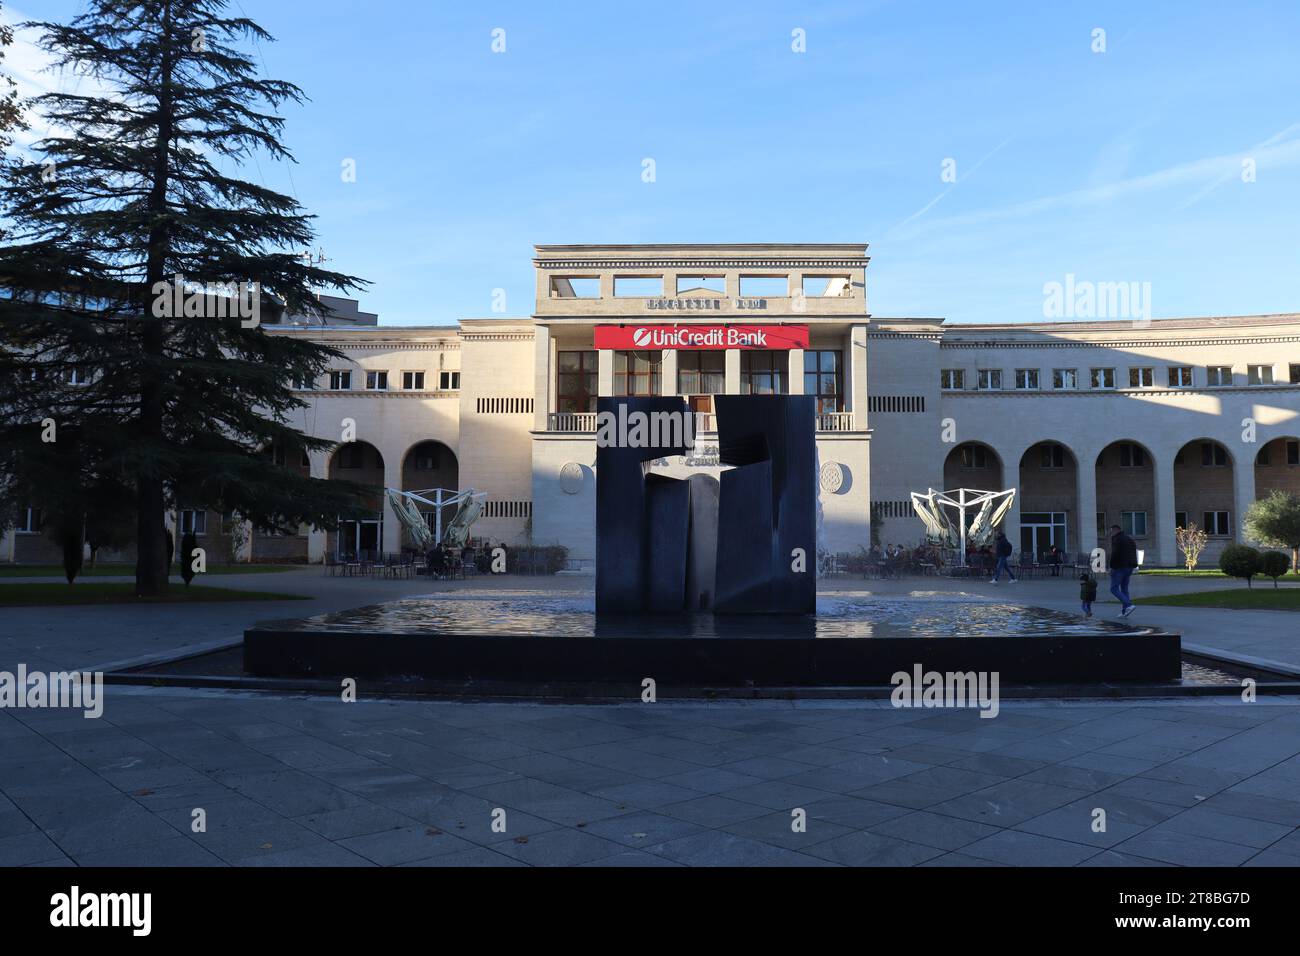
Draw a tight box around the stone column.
[661,349,678,396]
[237,520,254,563]
[1153,453,1177,567]
[307,451,328,563]
[1077,450,1098,560]
[533,323,551,432]
[382,453,402,555]
[724,349,741,395]
[598,348,614,397]
[848,325,868,427]
[1234,446,1257,545]
[788,349,804,395]
[999,460,1022,564]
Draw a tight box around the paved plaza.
[2,569,1299,867]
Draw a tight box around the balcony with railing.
[545,409,855,433]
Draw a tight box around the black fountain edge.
[241,624,1185,687]
[104,644,1300,702]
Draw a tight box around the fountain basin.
[243,594,1181,686]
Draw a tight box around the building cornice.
[534,257,868,270]
[295,390,460,399]
[941,385,1300,398]
[940,335,1300,349]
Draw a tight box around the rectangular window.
[1168,366,1193,388]
[1040,444,1065,468]
[402,371,425,390]
[64,366,92,386]
[676,276,725,295]
[1200,442,1228,467]
[741,351,787,395]
[551,276,600,298]
[1203,511,1231,536]
[1052,368,1078,390]
[739,276,789,297]
[1120,511,1147,537]
[802,275,852,298]
[678,351,725,413]
[328,370,351,390]
[1175,511,1189,529]
[180,509,208,535]
[615,350,662,396]
[804,350,843,415]
[557,350,598,413]
[1014,369,1039,390]
[961,445,988,469]
[1248,365,1274,385]
[1207,366,1232,386]
[940,369,964,390]
[439,371,460,390]
[1090,367,1115,389]
[18,506,42,534]
[365,370,387,390]
[1119,443,1147,467]
[1129,367,1153,388]
[1096,512,1106,537]
[1290,363,1300,385]
[977,369,1002,390]
[1288,440,1300,465]
[613,276,663,297]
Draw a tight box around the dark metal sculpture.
[595,394,816,616]
[713,395,816,614]
[594,396,692,613]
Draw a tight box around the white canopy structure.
[909,487,1017,566]
[385,487,487,550]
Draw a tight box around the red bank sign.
[593,324,809,350]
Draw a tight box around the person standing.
[1079,570,1098,618]
[990,530,1016,584]
[1108,523,1139,617]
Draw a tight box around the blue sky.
[9,0,1300,326]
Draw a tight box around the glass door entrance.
[1020,512,1067,562]
[337,517,382,561]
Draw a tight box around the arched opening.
[940,442,1007,551]
[1174,438,1236,564]
[328,441,385,560]
[1255,436,1300,498]
[942,442,1004,493]
[1095,440,1156,557]
[400,440,460,548]
[1018,441,1078,562]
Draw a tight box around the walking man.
[990,530,1016,584]
[1108,523,1139,617]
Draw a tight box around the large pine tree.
[0,0,368,594]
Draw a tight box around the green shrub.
[1219,544,1261,587]
[1259,550,1291,588]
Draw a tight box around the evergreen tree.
[0,0,368,594]
[0,1,23,154]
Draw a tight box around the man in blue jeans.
[1108,523,1139,617]
[990,530,1016,584]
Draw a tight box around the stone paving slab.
[2,688,1299,867]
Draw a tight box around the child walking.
[1079,571,1098,618]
